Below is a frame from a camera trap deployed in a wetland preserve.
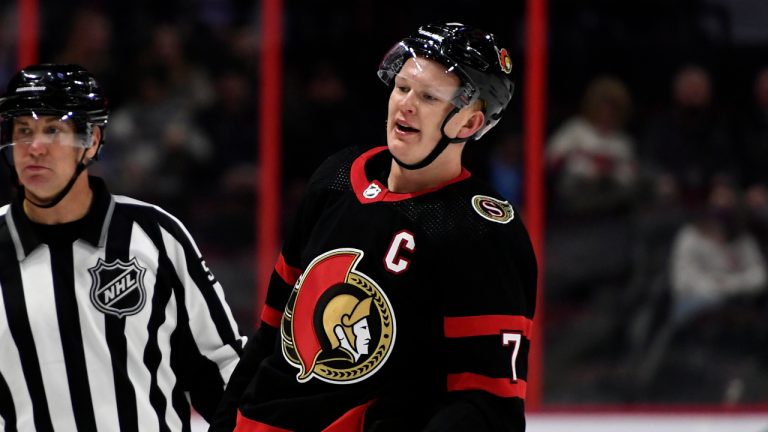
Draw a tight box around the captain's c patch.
[471,195,514,224]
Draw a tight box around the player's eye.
[43,126,62,136]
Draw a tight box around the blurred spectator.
[103,65,213,217]
[283,61,358,188]
[54,7,115,92]
[138,23,215,111]
[735,66,768,188]
[744,183,768,255]
[669,178,767,325]
[542,79,638,400]
[640,65,734,209]
[196,64,257,187]
[0,4,16,87]
[546,75,638,217]
[487,131,524,206]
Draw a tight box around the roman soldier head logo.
[89,257,147,318]
[281,249,395,384]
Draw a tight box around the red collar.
[350,146,471,204]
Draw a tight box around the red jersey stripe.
[260,304,284,328]
[321,400,376,432]
[235,410,292,432]
[447,372,527,399]
[275,253,302,285]
[444,315,532,338]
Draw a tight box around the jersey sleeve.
[155,212,248,420]
[209,151,351,430]
[429,204,538,431]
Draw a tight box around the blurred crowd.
[544,65,768,405]
[1,0,767,407]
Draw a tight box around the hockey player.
[211,22,538,431]
[0,64,246,430]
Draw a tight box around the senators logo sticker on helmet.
[472,195,514,224]
[281,249,396,384]
[497,47,513,74]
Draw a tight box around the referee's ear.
[85,126,103,161]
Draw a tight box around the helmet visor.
[384,59,468,107]
[0,111,92,156]
[378,41,479,108]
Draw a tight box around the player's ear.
[456,109,485,140]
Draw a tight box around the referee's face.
[12,115,88,202]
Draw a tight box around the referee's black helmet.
[0,64,109,148]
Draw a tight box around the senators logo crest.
[281,249,396,384]
[472,195,514,224]
[89,257,147,318]
[497,47,513,74]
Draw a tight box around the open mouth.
[396,122,419,133]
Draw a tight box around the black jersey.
[0,176,246,431]
[216,146,537,431]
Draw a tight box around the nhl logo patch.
[472,195,514,224]
[89,257,147,318]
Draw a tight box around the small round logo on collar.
[363,182,382,199]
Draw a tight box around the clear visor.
[0,112,91,153]
[388,66,466,106]
[378,42,479,108]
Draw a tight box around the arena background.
[2,0,768,429]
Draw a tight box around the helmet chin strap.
[23,151,93,209]
[392,107,471,170]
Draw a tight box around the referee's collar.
[5,176,115,261]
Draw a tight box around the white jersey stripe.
[161,227,218,349]
[20,247,78,431]
[72,240,119,431]
[0,284,35,431]
[125,222,161,430]
[156,289,183,431]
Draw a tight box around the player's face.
[11,116,89,202]
[386,57,463,165]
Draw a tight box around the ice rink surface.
[192,412,768,431]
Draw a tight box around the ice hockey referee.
[0,63,246,431]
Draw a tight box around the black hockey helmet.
[378,22,514,139]
[0,64,110,208]
[0,63,109,148]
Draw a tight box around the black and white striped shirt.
[0,176,246,431]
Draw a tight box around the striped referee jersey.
[0,176,247,431]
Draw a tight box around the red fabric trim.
[275,253,302,285]
[260,304,284,328]
[235,410,293,432]
[350,146,471,204]
[321,400,376,432]
[447,373,527,399]
[444,315,532,338]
